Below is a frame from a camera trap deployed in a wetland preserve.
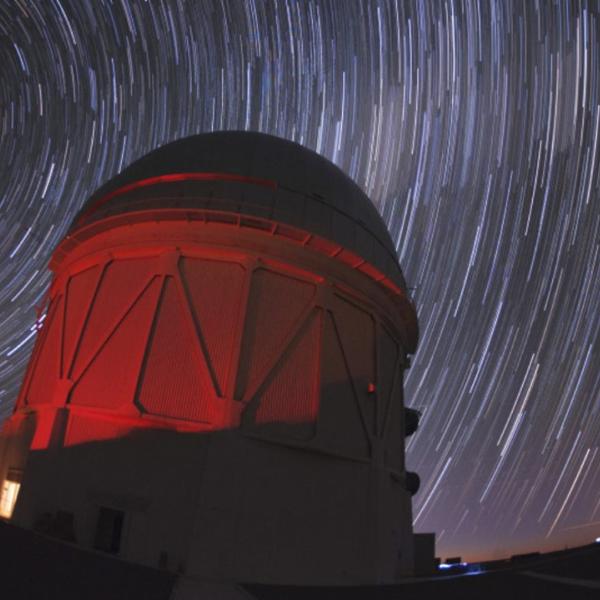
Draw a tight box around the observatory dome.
[0,131,422,585]
[73,131,408,291]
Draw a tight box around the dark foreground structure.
[0,132,426,585]
[0,519,598,600]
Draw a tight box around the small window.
[0,480,21,519]
[0,469,22,520]
[93,507,124,554]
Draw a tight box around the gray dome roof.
[75,131,406,289]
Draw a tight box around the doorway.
[93,506,125,554]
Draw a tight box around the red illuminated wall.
[14,222,409,459]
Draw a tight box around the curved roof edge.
[71,131,412,298]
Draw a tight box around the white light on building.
[0,480,21,519]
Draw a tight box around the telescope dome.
[75,131,407,290]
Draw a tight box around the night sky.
[1,0,599,562]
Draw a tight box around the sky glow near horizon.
[0,0,599,561]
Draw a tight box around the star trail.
[1,0,599,562]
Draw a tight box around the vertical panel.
[236,269,315,399]
[314,312,370,458]
[180,258,246,396]
[255,310,321,425]
[331,294,376,436]
[137,277,216,422]
[71,258,157,379]
[27,296,63,406]
[70,277,162,410]
[377,326,400,437]
[384,382,406,471]
[17,308,51,410]
[62,265,101,377]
